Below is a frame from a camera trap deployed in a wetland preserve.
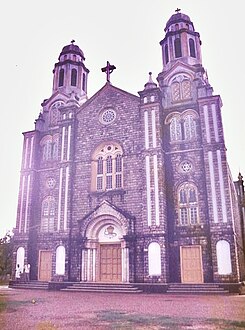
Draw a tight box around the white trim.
[212,104,219,142]
[81,250,85,281]
[57,167,63,231]
[24,174,31,233]
[29,136,34,168]
[217,150,227,222]
[208,151,219,223]
[152,109,157,148]
[64,166,69,231]
[87,249,91,281]
[19,176,25,233]
[92,249,96,281]
[146,156,152,226]
[24,138,29,169]
[144,111,149,149]
[61,127,66,161]
[153,154,160,226]
[67,125,71,161]
[203,105,211,143]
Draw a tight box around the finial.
[71,39,75,44]
[175,8,181,13]
[238,172,243,181]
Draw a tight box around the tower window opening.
[174,38,182,58]
[71,68,77,86]
[82,73,86,91]
[58,69,64,87]
[189,38,196,58]
[165,44,169,64]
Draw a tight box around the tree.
[0,231,13,276]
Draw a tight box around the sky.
[0,0,244,237]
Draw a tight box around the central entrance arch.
[80,204,131,283]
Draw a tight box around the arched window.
[189,38,196,58]
[115,154,122,188]
[71,68,77,86]
[178,183,199,225]
[40,135,59,161]
[41,196,55,232]
[106,155,113,189]
[16,247,25,273]
[92,143,123,192]
[171,75,191,102]
[171,82,181,101]
[170,116,182,141]
[174,38,182,58]
[183,114,196,140]
[148,242,161,276]
[181,79,191,99]
[165,44,169,64]
[50,101,63,126]
[216,240,232,275]
[55,246,65,275]
[58,69,64,87]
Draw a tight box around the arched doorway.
[81,216,129,283]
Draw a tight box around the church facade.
[13,11,245,284]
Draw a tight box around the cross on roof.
[101,61,116,83]
[71,39,75,44]
[175,8,181,13]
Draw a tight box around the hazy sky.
[0,0,244,237]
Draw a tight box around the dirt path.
[0,287,245,329]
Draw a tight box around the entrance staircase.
[61,282,143,294]
[166,283,229,295]
[9,280,49,290]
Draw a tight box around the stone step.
[166,283,229,295]
[166,290,229,295]
[9,281,49,290]
[61,283,142,293]
[62,287,142,293]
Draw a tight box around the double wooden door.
[100,244,122,282]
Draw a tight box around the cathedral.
[12,10,245,285]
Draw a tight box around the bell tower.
[52,41,89,102]
[160,9,202,71]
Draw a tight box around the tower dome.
[164,12,194,32]
[59,42,85,61]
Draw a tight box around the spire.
[144,72,157,90]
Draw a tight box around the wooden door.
[100,244,122,282]
[180,246,203,283]
[39,251,52,281]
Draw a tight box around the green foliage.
[0,231,13,276]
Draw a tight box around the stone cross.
[101,61,116,83]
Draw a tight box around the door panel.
[39,251,52,281]
[181,246,203,283]
[100,244,121,282]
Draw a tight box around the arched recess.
[216,240,232,275]
[80,203,131,283]
[16,247,25,273]
[55,245,65,275]
[148,242,161,276]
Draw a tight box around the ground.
[0,286,245,329]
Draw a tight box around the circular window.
[46,178,56,189]
[100,108,116,124]
[180,161,193,173]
